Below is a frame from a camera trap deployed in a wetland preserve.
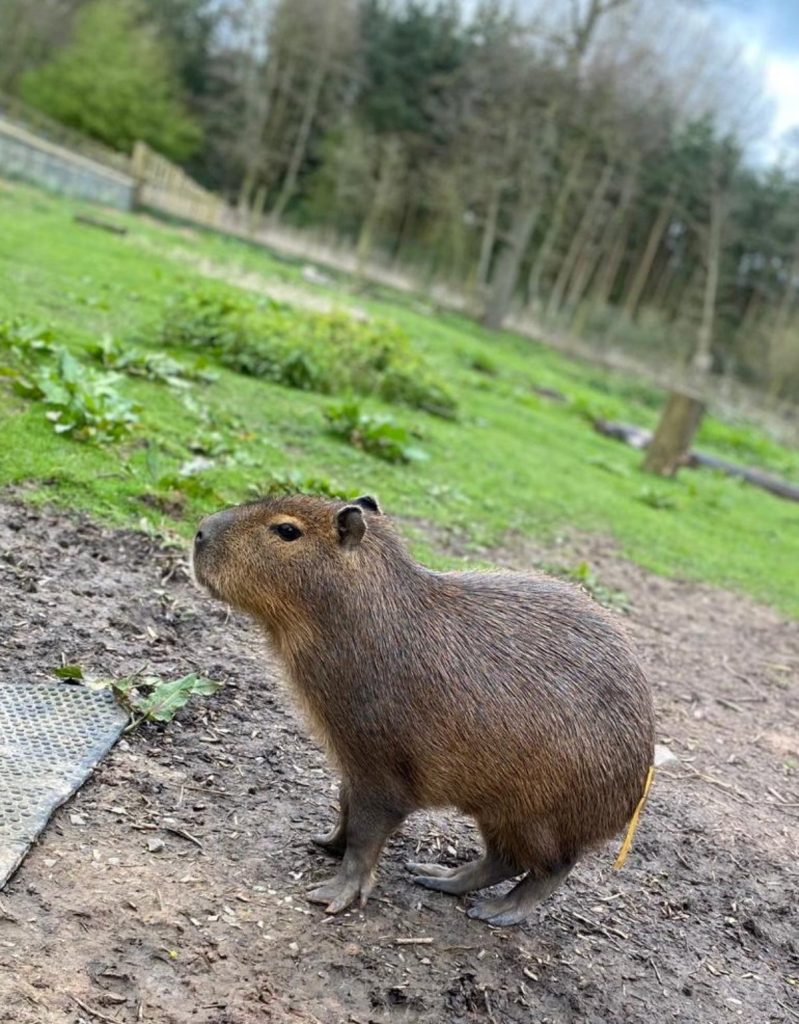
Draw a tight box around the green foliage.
[360,0,465,136]
[19,0,200,159]
[0,318,58,358]
[160,287,457,418]
[637,486,679,511]
[99,672,222,723]
[466,351,499,376]
[565,562,631,613]
[3,341,139,442]
[89,334,216,387]
[1,184,797,617]
[49,664,222,723]
[255,469,351,499]
[586,455,631,477]
[325,399,427,464]
[51,664,84,680]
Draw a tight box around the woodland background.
[3,0,799,403]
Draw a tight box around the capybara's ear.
[354,495,381,514]
[337,505,367,549]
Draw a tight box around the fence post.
[131,140,147,209]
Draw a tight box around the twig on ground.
[69,994,123,1024]
[164,826,203,849]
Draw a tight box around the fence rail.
[131,141,225,228]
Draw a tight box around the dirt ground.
[0,500,797,1024]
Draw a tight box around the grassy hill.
[1,181,797,615]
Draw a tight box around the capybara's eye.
[273,523,302,542]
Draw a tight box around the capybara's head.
[192,493,385,621]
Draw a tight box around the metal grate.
[0,682,128,888]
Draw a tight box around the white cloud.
[765,55,799,139]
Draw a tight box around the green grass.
[1,181,798,615]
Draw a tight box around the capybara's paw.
[467,898,529,927]
[307,874,370,914]
[404,861,454,878]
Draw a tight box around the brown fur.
[193,494,655,911]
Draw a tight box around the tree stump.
[642,391,705,476]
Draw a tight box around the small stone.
[654,744,678,766]
[147,837,165,853]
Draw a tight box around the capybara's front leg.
[312,780,350,857]
[307,790,406,913]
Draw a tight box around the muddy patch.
[0,502,797,1024]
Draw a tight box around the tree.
[0,0,83,92]
[19,0,200,159]
[479,0,638,330]
[642,391,705,476]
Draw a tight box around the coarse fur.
[192,494,655,924]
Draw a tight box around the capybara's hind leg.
[307,790,406,914]
[406,846,518,895]
[467,862,574,927]
[312,781,349,857]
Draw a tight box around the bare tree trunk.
[475,183,502,293]
[643,391,705,476]
[735,287,764,345]
[526,140,589,305]
[356,137,402,273]
[481,200,542,329]
[546,161,614,319]
[692,190,725,373]
[237,166,258,213]
[622,190,674,319]
[586,162,637,305]
[769,242,799,337]
[592,210,632,307]
[270,37,331,221]
[566,164,636,315]
[765,242,799,396]
[567,0,634,67]
[250,184,268,233]
[648,251,676,312]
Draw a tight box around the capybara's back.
[193,493,655,926]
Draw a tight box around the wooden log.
[593,419,652,449]
[592,418,799,503]
[686,452,799,502]
[642,391,705,476]
[73,213,127,235]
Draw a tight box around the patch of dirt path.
[0,502,796,1024]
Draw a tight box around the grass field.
[1,181,797,615]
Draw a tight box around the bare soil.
[0,501,797,1024]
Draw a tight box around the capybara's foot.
[467,863,574,926]
[311,829,347,857]
[405,861,454,878]
[307,871,372,914]
[407,852,517,896]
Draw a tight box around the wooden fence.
[131,141,225,228]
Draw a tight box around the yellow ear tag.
[613,764,655,870]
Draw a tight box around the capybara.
[192,494,654,925]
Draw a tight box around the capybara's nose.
[194,508,235,551]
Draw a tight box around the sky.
[713,0,799,154]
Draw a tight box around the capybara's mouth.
[189,542,216,595]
